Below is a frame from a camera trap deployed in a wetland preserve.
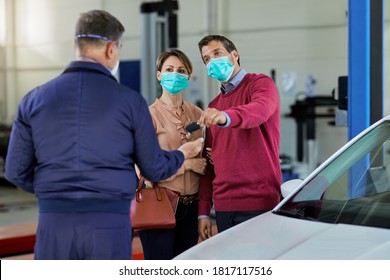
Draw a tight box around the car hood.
[175,212,390,259]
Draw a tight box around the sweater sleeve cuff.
[198,201,212,216]
[223,109,239,127]
[217,111,231,128]
[198,215,210,220]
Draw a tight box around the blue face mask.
[206,56,235,82]
[160,72,189,95]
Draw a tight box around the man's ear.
[232,50,239,63]
[105,41,116,59]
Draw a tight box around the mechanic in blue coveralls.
[4,10,203,260]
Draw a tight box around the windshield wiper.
[274,208,318,221]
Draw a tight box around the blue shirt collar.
[221,69,247,94]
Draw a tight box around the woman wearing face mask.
[137,49,207,260]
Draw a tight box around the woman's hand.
[206,147,213,165]
[184,158,207,175]
[144,180,154,189]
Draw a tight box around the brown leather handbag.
[130,176,179,231]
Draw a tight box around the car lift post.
[140,0,178,105]
[348,0,383,197]
[348,0,383,139]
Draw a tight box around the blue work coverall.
[5,61,184,259]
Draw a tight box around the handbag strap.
[135,176,163,202]
[153,182,163,201]
[136,176,145,192]
[135,176,144,202]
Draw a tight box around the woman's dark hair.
[75,10,125,50]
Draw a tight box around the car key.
[185,121,201,139]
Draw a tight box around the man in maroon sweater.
[197,35,282,240]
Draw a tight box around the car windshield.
[276,120,390,230]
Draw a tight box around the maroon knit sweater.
[198,73,282,215]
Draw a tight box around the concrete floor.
[0,180,148,260]
[0,180,215,260]
[0,181,38,227]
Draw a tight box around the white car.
[176,116,390,259]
